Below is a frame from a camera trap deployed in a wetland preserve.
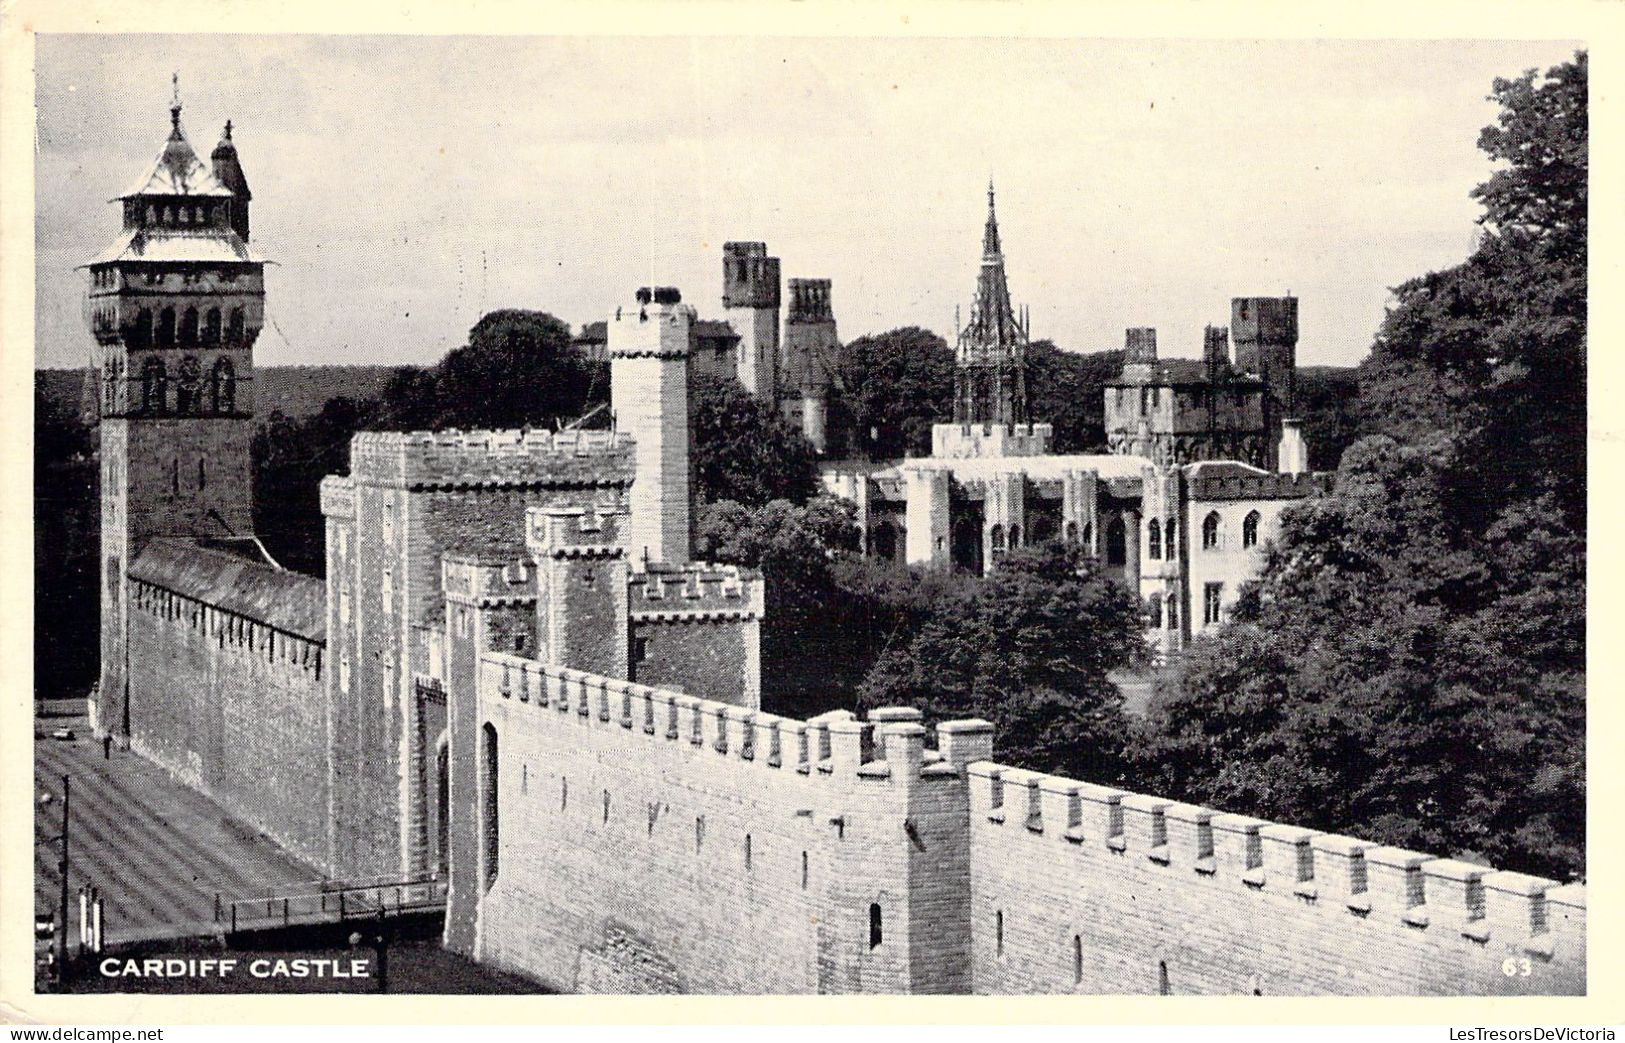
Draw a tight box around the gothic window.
[869,903,883,950]
[990,524,1005,556]
[1147,593,1163,628]
[1202,511,1221,550]
[1082,522,1092,550]
[228,307,246,345]
[180,306,199,346]
[175,356,202,413]
[1203,582,1224,625]
[157,306,177,347]
[145,205,156,224]
[1166,518,1177,554]
[1065,521,1078,545]
[140,357,168,413]
[1106,518,1126,566]
[131,308,153,350]
[203,307,222,346]
[1009,525,1021,548]
[1243,510,1261,549]
[1167,595,1179,631]
[1147,518,1162,560]
[210,356,236,413]
[162,206,174,225]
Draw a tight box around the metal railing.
[214,874,447,934]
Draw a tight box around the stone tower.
[610,287,692,566]
[954,182,1030,426]
[780,277,839,453]
[88,84,264,739]
[722,242,781,400]
[1231,296,1298,469]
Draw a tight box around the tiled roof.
[130,537,326,641]
[119,125,235,199]
[86,227,265,266]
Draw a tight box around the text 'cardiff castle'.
[81,93,1583,995]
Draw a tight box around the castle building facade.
[823,187,1325,657]
[81,93,1584,997]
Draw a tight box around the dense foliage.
[860,543,1144,781]
[687,372,820,507]
[827,326,955,459]
[1131,52,1587,880]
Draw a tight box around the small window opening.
[868,903,882,949]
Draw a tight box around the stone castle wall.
[460,656,1586,995]
[123,575,329,871]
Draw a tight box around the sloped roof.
[901,452,1154,484]
[692,319,739,342]
[1109,358,1264,387]
[86,227,265,266]
[1184,460,1273,481]
[119,121,235,199]
[130,538,326,641]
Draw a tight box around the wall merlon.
[349,428,635,489]
[1211,814,1269,882]
[1483,870,1555,946]
[1120,792,1174,864]
[319,475,354,519]
[1258,823,1320,895]
[1163,802,1218,873]
[936,719,994,771]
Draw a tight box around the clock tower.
[87,81,266,739]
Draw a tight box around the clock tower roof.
[116,85,235,201]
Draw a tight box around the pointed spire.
[982,178,1002,260]
[170,72,182,134]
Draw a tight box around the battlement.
[722,241,781,309]
[1185,465,1330,501]
[965,763,1585,986]
[1125,327,1158,364]
[1203,325,1230,366]
[931,422,1054,460]
[479,655,991,787]
[627,562,766,622]
[319,475,354,519]
[346,428,635,490]
[442,552,538,606]
[786,278,834,324]
[525,501,631,559]
[1231,296,1299,346]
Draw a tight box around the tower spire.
[170,72,182,132]
[982,178,1002,260]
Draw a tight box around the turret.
[722,242,780,399]
[782,278,839,453]
[1232,296,1299,467]
[210,121,252,241]
[610,287,693,566]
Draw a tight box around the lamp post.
[37,774,70,990]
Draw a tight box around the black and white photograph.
[8,9,1609,1020]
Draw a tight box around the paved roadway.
[34,727,319,945]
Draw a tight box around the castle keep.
[84,95,1584,996]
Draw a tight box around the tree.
[1129,437,1583,879]
[253,396,382,574]
[1026,341,1123,452]
[828,327,954,459]
[859,544,1145,782]
[688,372,820,507]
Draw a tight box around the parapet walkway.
[34,729,318,945]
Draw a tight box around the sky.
[33,34,1581,371]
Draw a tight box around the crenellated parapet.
[319,474,354,519]
[1186,467,1329,502]
[441,552,538,608]
[479,654,987,789]
[525,502,631,560]
[965,763,1585,992]
[348,429,635,491]
[628,562,765,623]
[931,422,1054,460]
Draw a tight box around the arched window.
[203,307,222,346]
[481,723,499,892]
[1106,518,1126,566]
[1147,593,1163,628]
[1065,521,1078,545]
[869,903,883,949]
[179,306,199,346]
[210,356,236,413]
[872,521,897,562]
[1202,511,1221,550]
[157,306,177,347]
[1243,510,1261,549]
[990,524,1005,555]
[228,307,245,344]
[1167,595,1179,631]
[175,356,202,413]
[130,308,153,350]
[1147,518,1162,560]
[1082,523,1092,550]
[1008,525,1021,549]
[1166,518,1177,555]
[140,357,168,413]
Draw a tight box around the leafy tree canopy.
[828,327,954,459]
[688,372,820,507]
[860,543,1146,781]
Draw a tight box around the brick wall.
[963,765,1584,996]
